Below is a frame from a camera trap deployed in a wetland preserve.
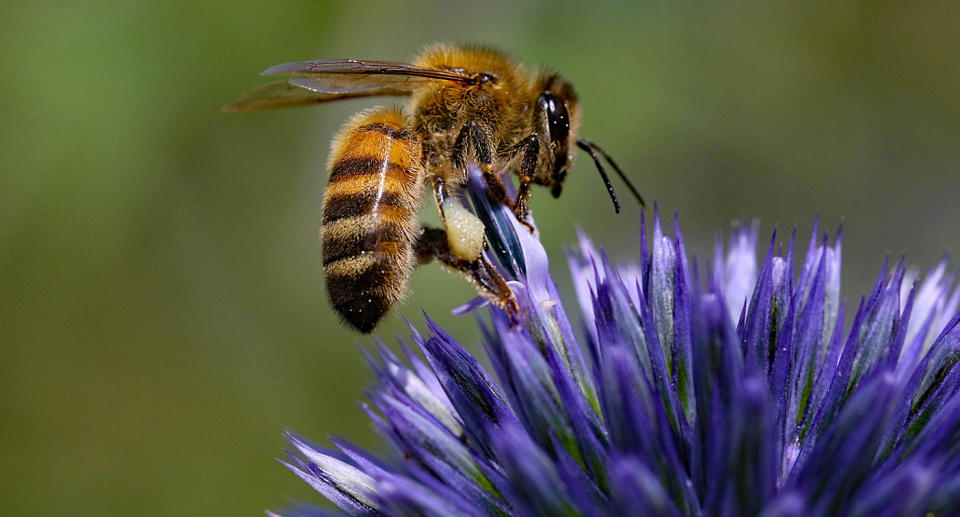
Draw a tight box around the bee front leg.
[415,226,519,317]
[496,134,540,233]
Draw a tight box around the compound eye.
[539,92,570,145]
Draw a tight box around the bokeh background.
[3,1,959,515]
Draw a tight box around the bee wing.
[222,79,407,112]
[261,59,476,84]
[224,60,475,112]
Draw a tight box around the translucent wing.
[223,59,476,112]
[222,80,407,112]
[261,59,476,84]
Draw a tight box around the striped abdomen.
[321,107,423,332]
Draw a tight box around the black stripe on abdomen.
[322,190,408,224]
[357,123,417,142]
[328,157,408,182]
[322,222,407,266]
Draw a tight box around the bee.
[224,44,643,333]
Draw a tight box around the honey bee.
[224,44,643,333]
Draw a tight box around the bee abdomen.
[321,107,423,333]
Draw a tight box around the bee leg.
[433,176,450,217]
[415,226,519,318]
[432,176,486,263]
[481,168,509,205]
[451,120,508,203]
[452,120,493,171]
[504,134,540,232]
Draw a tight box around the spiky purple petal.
[273,165,960,516]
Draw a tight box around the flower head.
[275,165,960,516]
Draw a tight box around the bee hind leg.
[415,226,519,318]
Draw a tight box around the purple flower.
[273,165,960,516]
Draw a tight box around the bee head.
[534,73,643,212]
[534,75,579,198]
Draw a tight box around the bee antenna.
[579,139,646,209]
[576,140,621,213]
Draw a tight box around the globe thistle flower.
[273,165,960,516]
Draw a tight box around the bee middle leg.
[415,226,519,317]
[451,119,508,204]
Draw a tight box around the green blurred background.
[3,1,959,515]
